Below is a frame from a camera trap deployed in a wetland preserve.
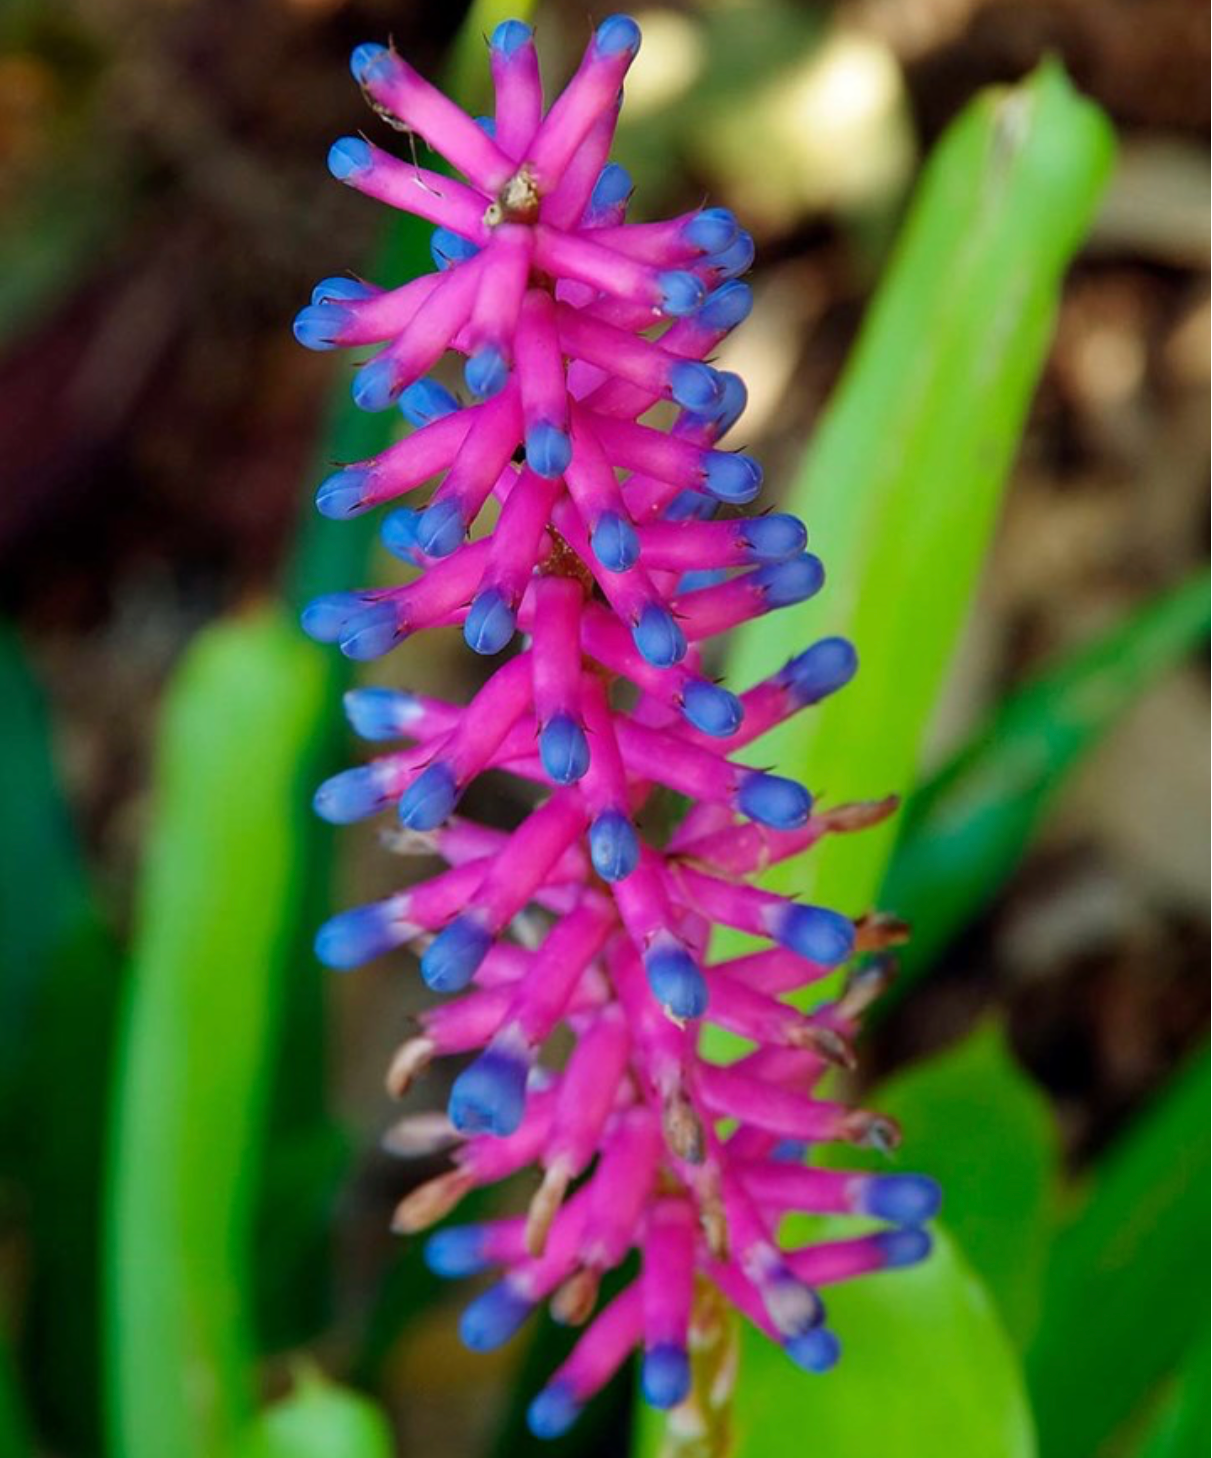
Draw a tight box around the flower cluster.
[296,16,938,1438]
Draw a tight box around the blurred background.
[0,2,1207,1457]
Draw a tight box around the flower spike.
[299,15,938,1435]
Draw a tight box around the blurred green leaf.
[725,60,1115,929]
[839,1022,1059,1347]
[0,1329,33,1458]
[0,624,125,1453]
[239,1368,394,1458]
[1027,1049,1210,1458]
[1132,1330,1210,1458]
[883,571,1210,985]
[638,1228,1035,1458]
[24,915,124,1456]
[0,623,92,1103]
[106,608,326,1458]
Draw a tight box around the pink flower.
[298,15,939,1436]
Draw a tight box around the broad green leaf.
[239,1369,394,1458]
[726,60,1115,928]
[840,1022,1059,1348]
[883,571,1210,986]
[105,609,326,1458]
[638,1228,1035,1458]
[1027,1049,1210,1458]
[1132,1331,1210,1458]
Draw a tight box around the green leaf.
[840,1022,1059,1347]
[0,624,125,1452]
[637,1228,1036,1458]
[1027,1049,1210,1458]
[725,60,1115,926]
[883,571,1211,985]
[239,1368,394,1458]
[105,608,326,1458]
[0,623,92,1103]
[0,1328,33,1458]
[1132,1330,1210,1458]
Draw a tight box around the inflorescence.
[297,16,939,1437]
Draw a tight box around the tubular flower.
[299,16,939,1437]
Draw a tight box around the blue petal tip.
[539,714,590,785]
[398,761,458,831]
[525,421,572,478]
[328,136,372,182]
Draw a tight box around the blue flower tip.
[490,19,533,54]
[594,15,642,58]
[709,230,756,280]
[380,506,424,564]
[399,377,460,428]
[875,1226,933,1269]
[702,452,762,504]
[527,1381,581,1440]
[313,767,381,825]
[589,810,640,882]
[344,686,420,740]
[300,592,360,644]
[657,269,705,317]
[685,207,738,255]
[525,421,572,478]
[698,281,754,334]
[642,1345,691,1409]
[424,1226,488,1279]
[460,1284,533,1353]
[539,714,591,785]
[338,601,402,661]
[644,945,708,1019]
[464,588,517,655]
[681,680,743,738]
[777,904,854,966]
[465,345,509,399]
[633,604,687,668]
[350,42,392,85]
[398,761,459,831]
[448,1044,529,1135]
[311,275,374,306]
[315,468,368,521]
[786,1327,841,1374]
[430,227,480,271]
[862,1173,943,1226]
[328,136,372,182]
[415,498,466,558]
[420,914,492,993]
[591,510,640,572]
[736,771,811,831]
[352,356,403,412]
[293,303,347,350]
[669,360,724,413]
[757,554,825,609]
[590,162,633,213]
[315,904,395,971]
[783,636,858,705]
[740,514,808,562]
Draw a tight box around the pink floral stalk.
[297,15,939,1438]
